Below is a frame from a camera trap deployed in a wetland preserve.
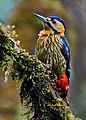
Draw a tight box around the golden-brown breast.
[35,30,66,79]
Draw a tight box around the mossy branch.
[0,24,80,120]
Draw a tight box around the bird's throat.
[38,29,65,38]
[38,29,53,37]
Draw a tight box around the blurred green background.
[0,0,86,120]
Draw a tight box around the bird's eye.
[52,19,56,24]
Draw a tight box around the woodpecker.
[34,13,71,99]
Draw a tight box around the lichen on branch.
[0,24,80,120]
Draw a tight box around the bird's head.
[34,13,66,36]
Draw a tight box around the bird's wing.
[60,37,70,63]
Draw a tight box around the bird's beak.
[33,13,60,33]
[33,13,48,24]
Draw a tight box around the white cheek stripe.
[48,20,58,31]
